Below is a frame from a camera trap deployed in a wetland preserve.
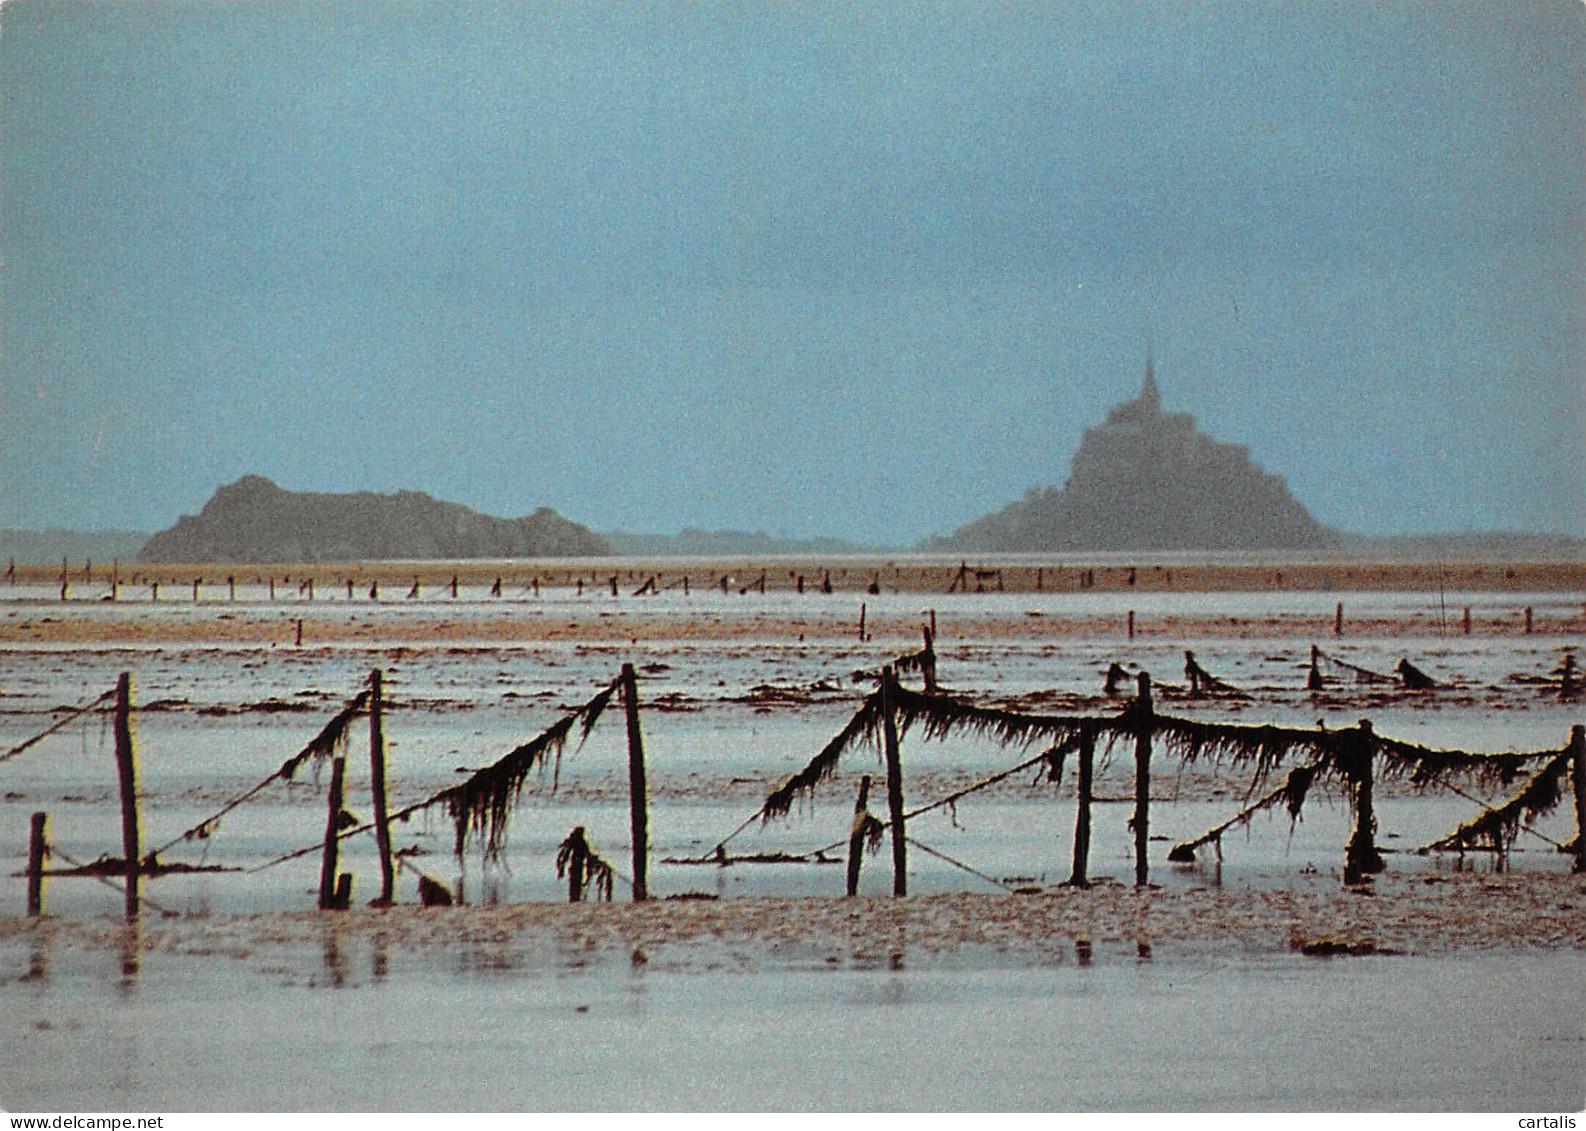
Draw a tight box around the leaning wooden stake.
[112,673,141,919]
[1570,724,1585,874]
[26,812,48,917]
[621,663,649,901]
[319,755,347,910]
[368,669,395,904]
[881,667,908,896]
[1343,719,1385,884]
[1132,671,1153,887]
[846,775,873,897]
[1068,730,1095,887]
[563,827,590,903]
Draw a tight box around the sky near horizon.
[2,0,1582,545]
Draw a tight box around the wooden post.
[334,872,354,910]
[920,626,938,694]
[1069,730,1095,887]
[1570,725,1585,874]
[369,670,394,904]
[565,827,589,903]
[1524,606,1534,635]
[1343,719,1385,884]
[228,575,236,601]
[112,673,141,919]
[1334,601,1344,636]
[1127,610,1135,639]
[1461,607,1471,635]
[846,775,873,897]
[319,755,347,910]
[26,812,48,917]
[621,663,649,901]
[1132,671,1152,888]
[859,603,867,642]
[881,667,908,896]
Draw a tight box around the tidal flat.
[1,558,1582,1111]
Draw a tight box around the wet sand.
[5,871,1584,969]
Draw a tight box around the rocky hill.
[139,476,612,563]
[932,368,1337,553]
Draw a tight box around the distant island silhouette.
[138,475,612,563]
[930,365,1338,553]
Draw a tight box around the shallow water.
[2,941,1580,1111]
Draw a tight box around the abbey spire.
[1140,355,1161,414]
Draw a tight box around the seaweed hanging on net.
[1184,650,1244,697]
[1395,658,1439,690]
[556,827,615,902]
[1150,714,1329,790]
[440,680,618,858]
[887,683,1095,753]
[1375,734,1563,790]
[1309,646,1397,686]
[761,690,886,821]
[1034,732,1085,788]
[1422,749,1573,855]
[854,811,887,855]
[1166,755,1333,863]
[277,690,370,782]
[1283,760,1321,821]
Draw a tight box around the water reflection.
[118,922,141,993]
[23,935,49,984]
[322,930,347,987]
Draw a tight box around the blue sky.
[2,0,1582,543]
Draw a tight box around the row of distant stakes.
[5,628,1583,919]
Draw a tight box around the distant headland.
[137,476,612,563]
